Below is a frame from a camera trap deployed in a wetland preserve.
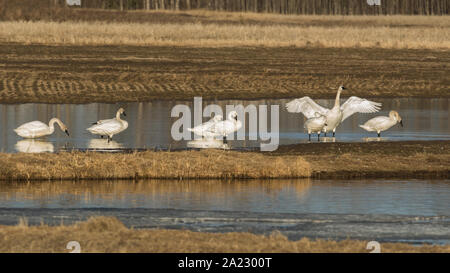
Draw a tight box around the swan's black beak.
[400,120,403,127]
[123,112,127,117]
[234,116,238,121]
[65,129,70,136]
[92,122,97,125]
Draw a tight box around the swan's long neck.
[334,88,342,108]
[116,111,122,121]
[48,118,62,133]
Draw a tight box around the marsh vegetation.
[1,216,449,253]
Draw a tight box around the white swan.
[208,111,242,143]
[286,86,381,137]
[187,114,223,139]
[14,118,69,138]
[15,139,55,153]
[87,108,128,142]
[304,112,327,141]
[360,110,403,137]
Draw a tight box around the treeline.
[0,0,448,15]
[80,0,448,15]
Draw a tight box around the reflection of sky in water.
[0,179,449,217]
[0,98,448,153]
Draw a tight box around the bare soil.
[1,44,448,104]
[271,140,450,179]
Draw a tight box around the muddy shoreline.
[1,44,448,104]
[271,140,450,179]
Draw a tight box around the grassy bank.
[0,149,311,181]
[0,141,448,181]
[1,44,448,103]
[1,216,448,253]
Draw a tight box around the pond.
[0,98,448,153]
[0,178,449,244]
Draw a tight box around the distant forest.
[1,0,448,15]
[82,0,448,15]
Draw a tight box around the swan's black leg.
[377,132,381,137]
[332,131,335,137]
[223,136,228,144]
[324,132,327,137]
[308,134,311,141]
[100,135,103,139]
[317,133,320,141]
[108,136,111,143]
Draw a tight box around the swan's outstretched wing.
[340,96,381,122]
[285,97,328,118]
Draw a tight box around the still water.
[0,179,449,244]
[0,98,448,153]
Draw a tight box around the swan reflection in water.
[88,139,124,150]
[363,137,385,142]
[15,139,55,153]
[187,139,230,149]
[319,137,336,143]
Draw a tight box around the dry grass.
[1,216,448,253]
[0,13,448,49]
[0,141,449,181]
[0,150,311,181]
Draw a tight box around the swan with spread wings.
[286,86,382,137]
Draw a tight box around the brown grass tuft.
[0,216,448,253]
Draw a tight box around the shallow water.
[0,98,448,153]
[0,179,449,244]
